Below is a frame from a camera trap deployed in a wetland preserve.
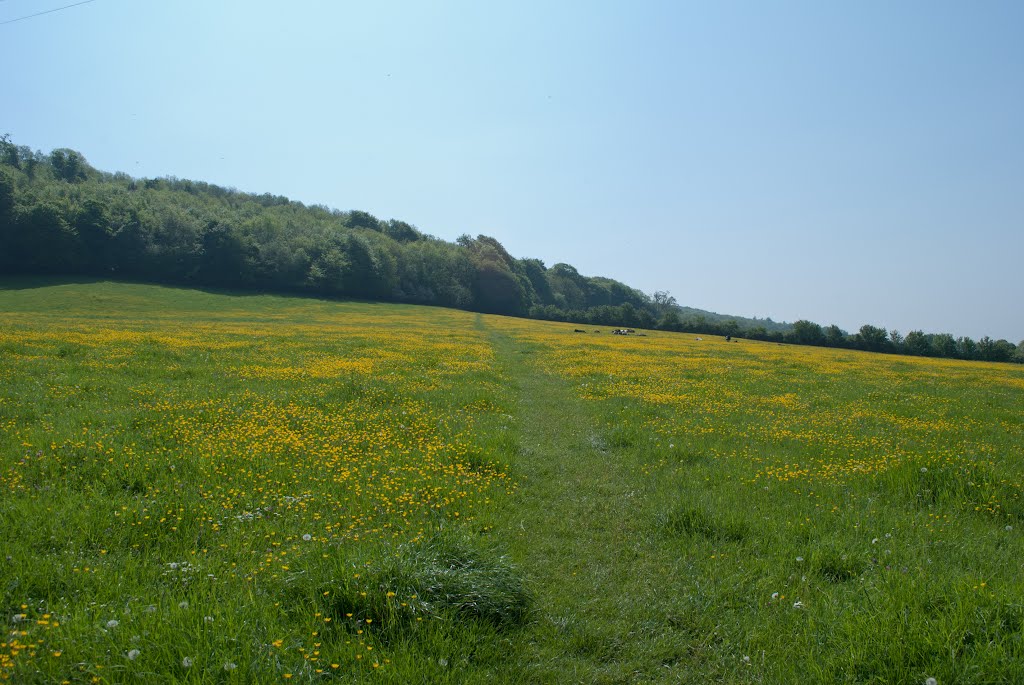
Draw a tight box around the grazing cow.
[574,329,586,333]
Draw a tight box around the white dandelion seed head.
[920,467,928,473]
[796,556,804,562]
[1006,525,1013,532]
[127,649,140,661]
[182,657,193,668]
[742,655,751,663]
[145,605,157,613]
[302,534,312,542]
[872,538,879,544]
[771,592,779,600]
[168,562,179,570]
[224,662,237,671]
[178,601,189,609]
[106,619,119,629]
[11,614,26,624]
[925,678,937,685]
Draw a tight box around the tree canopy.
[0,135,1018,364]
[0,137,656,325]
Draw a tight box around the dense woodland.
[1,136,1021,363]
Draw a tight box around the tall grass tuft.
[660,504,747,543]
[326,532,530,632]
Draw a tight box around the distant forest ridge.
[1,135,1021,364]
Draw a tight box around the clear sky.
[3,0,1022,341]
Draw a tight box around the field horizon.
[2,280,1022,683]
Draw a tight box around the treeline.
[764,321,1022,364]
[657,311,1021,363]
[1,136,1021,364]
[0,136,663,324]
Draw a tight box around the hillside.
[2,281,1023,682]
[0,135,759,332]
[4,136,1023,364]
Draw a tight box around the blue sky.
[3,0,1022,341]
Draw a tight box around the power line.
[1,0,97,25]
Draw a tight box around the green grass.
[1,279,1023,683]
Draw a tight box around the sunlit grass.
[2,281,1023,683]
[0,283,520,682]
[487,314,1024,682]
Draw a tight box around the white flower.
[302,534,312,542]
[872,538,879,544]
[771,592,779,600]
[106,619,120,628]
[168,562,179,570]
[182,657,193,668]
[793,601,805,609]
[11,614,26,624]
[127,649,140,661]
[925,678,937,685]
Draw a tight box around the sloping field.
[1,281,1022,683]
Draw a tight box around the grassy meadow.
[1,280,1023,683]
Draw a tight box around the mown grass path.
[486,323,724,684]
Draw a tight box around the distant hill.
[1,134,1019,364]
[676,306,792,334]
[0,134,776,333]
